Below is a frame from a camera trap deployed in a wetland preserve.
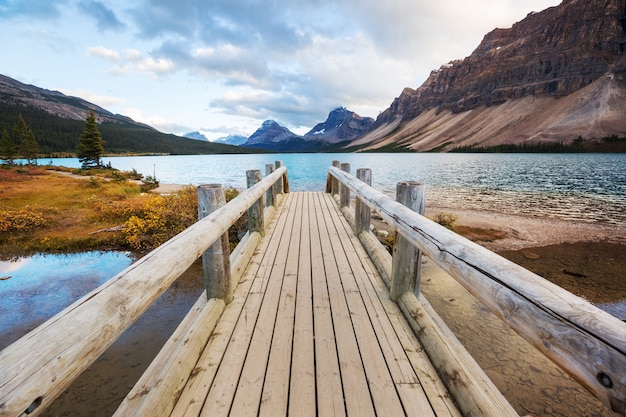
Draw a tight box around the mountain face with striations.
[353,0,626,151]
[304,107,374,144]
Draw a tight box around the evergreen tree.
[14,114,39,165]
[0,128,16,165]
[76,110,105,168]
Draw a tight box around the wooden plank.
[313,192,377,417]
[258,193,304,416]
[323,192,459,417]
[287,193,316,417]
[309,194,346,417]
[328,166,626,413]
[220,191,300,416]
[320,193,408,417]
[170,192,294,417]
[400,292,519,417]
[0,166,288,417]
[113,298,225,417]
[354,240,463,417]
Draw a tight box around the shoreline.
[426,205,626,251]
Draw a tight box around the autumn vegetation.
[0,165,239,258]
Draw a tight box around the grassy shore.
[0,165,198,258]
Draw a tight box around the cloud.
[87,46,176,76]
[66,0,561,132]
[0,0,67,20]
[87,46,121,61]
[122,107,190,134]
[77,0,126,32]
[58,88,126,107]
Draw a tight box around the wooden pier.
[1,162,625,416]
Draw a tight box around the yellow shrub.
[0,208,50,235]
[122,187,198,252]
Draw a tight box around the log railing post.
[265,164,276,208]
[355,168,372,235]
[274,160,284,195]
[340,162,350,208]
[330,160,341,196]
[246,169,265,237]
[198,184,233,303]
[389,181,425,302]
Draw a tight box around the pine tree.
[13,114,39,165]
[0,128,16,165]
[76,110,105,168]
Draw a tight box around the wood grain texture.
[328,165,626,414]
[0,166,287,417]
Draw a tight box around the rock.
[304,107,374,144]
[375,0,626,123]
[375,229,390,239]
[360,0,626,151]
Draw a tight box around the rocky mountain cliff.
[356,0,626,151]
[243,120,302,151]
[304,107,374,144]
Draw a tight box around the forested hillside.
[0,103,257,156]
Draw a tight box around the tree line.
[0,104,257,163]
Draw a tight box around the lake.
[42,153,626,224]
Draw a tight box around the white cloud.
[86,46,121,61]
[58,88,126,107]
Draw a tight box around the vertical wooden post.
[331,160,341,196]
[275,160,284,195]
[198,184,233,303]
[265,164,276,208]
[355,168,372,235]
[340,162,350,208]
[389,181,425,302]
[246,170,265,237]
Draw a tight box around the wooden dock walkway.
[1,162,624,417]
[166,191,459,417]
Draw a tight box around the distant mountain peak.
[183,131,208,141]
[214,134,248,146]
[243,120,301,150]
[304,107,374,144]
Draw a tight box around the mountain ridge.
[356,0,626,151]
[0,74,252,155]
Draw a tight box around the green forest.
[0,103,258,157]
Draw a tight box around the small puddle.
[1,251,204,416]
[0,251,134,350]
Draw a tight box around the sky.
[0,0,561,141]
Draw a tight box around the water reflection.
[0,252,133,350]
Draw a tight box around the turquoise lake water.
[41,153,626,224]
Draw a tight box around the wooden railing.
[327,161,626,416]
[0,163,289,417]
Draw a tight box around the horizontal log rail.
[0,165,289,417]
[327,164,626,415]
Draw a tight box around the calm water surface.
[0,252,133,349]
[45,153,626,224]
